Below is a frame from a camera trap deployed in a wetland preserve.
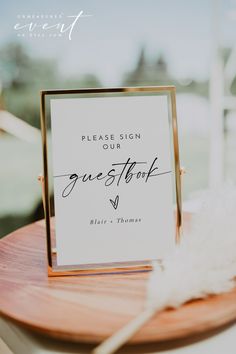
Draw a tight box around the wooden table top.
[0,216,236,345]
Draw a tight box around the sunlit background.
[0,0,236,237]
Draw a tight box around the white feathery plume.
[148,188,236,311]
[92,188,236,354]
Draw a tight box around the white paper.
[50,95,175,266]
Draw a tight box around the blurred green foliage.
[0,42,210,131]
[0,42,102,128]
[122,47,208,96]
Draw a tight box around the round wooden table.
[0,216,236,348]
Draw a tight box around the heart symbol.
[109,195,119,210]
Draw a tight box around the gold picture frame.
[40,86,182,276]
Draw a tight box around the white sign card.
[41,87,181,274]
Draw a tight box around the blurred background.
[0,0,236,237]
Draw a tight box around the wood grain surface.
[0,215,236,344]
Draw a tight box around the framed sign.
[40,86,182,276]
